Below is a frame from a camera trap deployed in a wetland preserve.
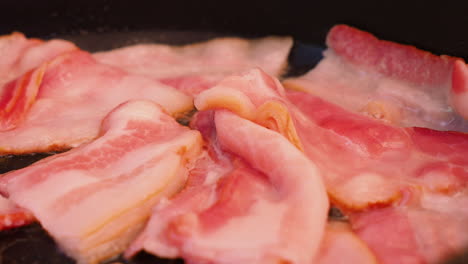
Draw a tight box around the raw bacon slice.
[0,32,76,88]
[315,221,377,264]
[195,68,468,211]
[94,37,293,96]
[289,91,468,210]
[0,195,34,230]
[0,100,203,264]
[194,67,468,263]
[0,50,193,154]
[283,24,468,131]
[451,60,468,120]
[351,191,468,264]
[126,110,329,264]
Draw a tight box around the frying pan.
[0,0,468,263]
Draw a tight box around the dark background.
[0,0,468,59]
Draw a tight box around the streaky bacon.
[93,37,292,96]
[0,32,76,88]
[125,109,329,264]
[0,100,203,264]
[315,221,377,264]
[0,50,193,154]
[288,91,468,210]
[0,195,34,230]
[283,24,468,131]
[194,68,468,263]
[196,69,468,210]
[351,191,468,264]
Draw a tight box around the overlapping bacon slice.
[351,191,468,264]
[0,100,203,264]
[194,68,468,263]
[94,36,292,96]
[0,50,193,154]
[125,108,329,264]
[315,221,377,264]
[0,195,34,230]
[0,32,77,88]
[284,25,468,131]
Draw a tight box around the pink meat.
[283,24,468,131]
[0,195,34,230]
[288,91,468,210]
[0,32,76,88]
[93,36,292,96]
[351,191,468,264]
[0,50,193,155]
[315,221,377,264]
[194,69,468,263]
[196,69,468,210]
[0,100,203,264]
[126,109,329,264]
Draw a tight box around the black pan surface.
[1,1,468,263]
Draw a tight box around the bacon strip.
[315,221,378,264]
[0,32,76,88]
[196,68,468,210]
[0,195,34,230]
[351,191,468,264]
[195,68,468,263]
[283,24,468,131]
[94,37,292,96]
[126,109,328,264]
[0,50,193,154]
[0,100,203,264]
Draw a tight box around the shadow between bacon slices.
[283,24,468,132]
[194,68,468,264]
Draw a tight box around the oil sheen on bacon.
[93,36,292,96]
[0,100,203,264]
[0,50,193,155]
[283,24,468,132]
[125,109,329,264]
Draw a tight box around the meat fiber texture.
[1,27,468,264]
[93,36,292,96]
[0,50,192,154]
[0,100,203,264]
[284,25,468,132]
[195,68,468,264]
